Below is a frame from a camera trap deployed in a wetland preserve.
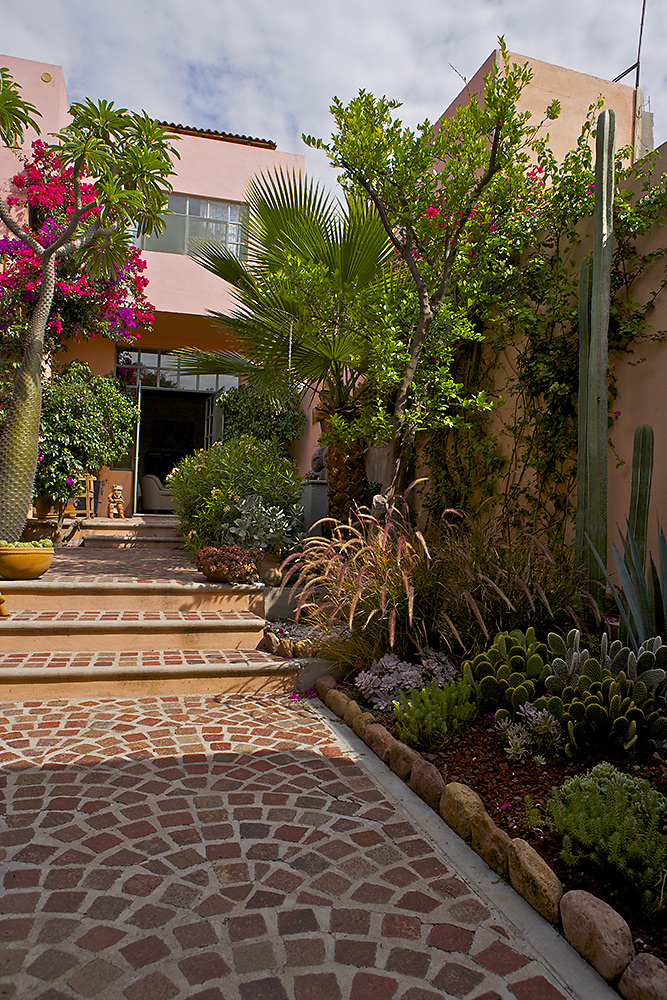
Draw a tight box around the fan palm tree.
[173,168,399,521]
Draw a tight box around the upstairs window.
[116,348,238,393]
[139,194,247,258]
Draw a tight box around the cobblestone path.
[0,695,586,999]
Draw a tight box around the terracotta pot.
[33,498,60,520]
[0,546,54,580]
[199,568,232,583]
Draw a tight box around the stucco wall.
[437,49,637,163]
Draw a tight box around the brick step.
[0,579,264,614]
[0,609,265,652]
[0,648,297,698]
[82,534,184,548]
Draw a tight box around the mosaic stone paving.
[0,695,579,999]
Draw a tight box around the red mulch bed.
[375,710,667,964]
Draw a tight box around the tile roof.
[160,121,277,149]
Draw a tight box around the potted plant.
[168,434,305,583]
[0,539,54,579]
[194,544,262,584]
[227,497,304,584]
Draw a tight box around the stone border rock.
[315,674,667,1000]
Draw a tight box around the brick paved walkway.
[0,694,600,1000]
[33,548,205,585]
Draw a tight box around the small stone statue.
[308,445,329,482]
[107,484,126,519]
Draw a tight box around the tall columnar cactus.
[575,109,616,593]
[628,423,654,572]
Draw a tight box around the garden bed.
[372,708,667,963]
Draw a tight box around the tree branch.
[0,196,42,253]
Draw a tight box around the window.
[116,348,238,394]
[138,194,247,258]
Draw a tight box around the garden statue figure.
[107,485,126,519]
[308,446,328,481]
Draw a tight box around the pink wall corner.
[0,53,70,219]
[436,48,636,164]
[510,52,636,163]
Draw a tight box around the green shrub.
[34,360,139,507]
[167,435,304,553]
[393,677,477,751]
[547,762,667,917]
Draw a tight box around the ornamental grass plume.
[431,514,596,655]
[281,500,443,666]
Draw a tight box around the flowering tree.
[0,68,178,540]
[304,40,561,496]
[0,142,156,423]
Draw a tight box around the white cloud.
[2,0,666,191]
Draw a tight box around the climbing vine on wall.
[423,104,667,545]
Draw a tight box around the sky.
[2,0,666,191]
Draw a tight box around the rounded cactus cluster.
[463,628,550,715]
[547,653,667,757]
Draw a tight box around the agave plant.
[589,519,667,653]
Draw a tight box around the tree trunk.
[326,439,371,522]
[0,256,54,541]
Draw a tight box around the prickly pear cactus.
[547,656,667,757]
[463,628,550,716]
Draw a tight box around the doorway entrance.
[115,348,238,512]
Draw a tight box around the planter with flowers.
[0,539,54,580]
[168,436,305,584]
[226,497,303,585]
[195,544,262,584]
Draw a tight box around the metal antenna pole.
[636,0,647,89]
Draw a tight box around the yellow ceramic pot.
[0,547,54,580]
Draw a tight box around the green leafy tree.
[304,39,561,495]
[173,167,397,519]
[35,360,139,521]
[0,67,178,541]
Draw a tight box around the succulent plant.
[463,628,550,715]
[607,635,667,692]
[546,655,667,757]
[546,629,595,693]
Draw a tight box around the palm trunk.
[327,439,371,522]
[0,256,55,541]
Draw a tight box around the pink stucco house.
[0,52,309,515]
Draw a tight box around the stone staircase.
[78,514,184,548]
[0,545,300,700]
